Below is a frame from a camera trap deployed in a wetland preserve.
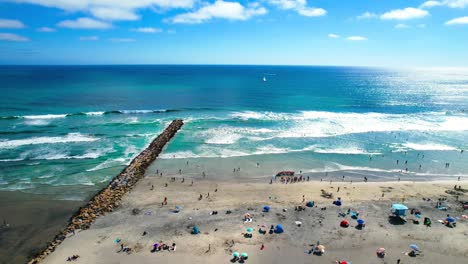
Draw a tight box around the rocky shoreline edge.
[28,120,184,264]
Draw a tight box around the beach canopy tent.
[306,201,315,207]
[263,206,270,212]
[274,224,284,233]
[446,217,456,223]
[391,204,408,216]
[409,244,420,252]
[340,220,349,227]
[191,226,200,235]
[276,171,295,177]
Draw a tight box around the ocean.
[1,65,468,201]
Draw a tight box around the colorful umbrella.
[246,227,254,233]
[232,252,240,257]
[409,244,420,251]
[241,253,248,258]
[357,219,365,225]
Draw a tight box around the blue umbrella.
[446,217,456,223]
[357,219,365,225]
[409,244,420,251]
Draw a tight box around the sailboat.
[263,76,267,82]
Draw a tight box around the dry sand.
[41,177,468,264]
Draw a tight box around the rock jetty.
[28,120,184,264]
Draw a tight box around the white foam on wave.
[313,147,381,155]
[401,142,458,151]
[0,133,99,149]
[24,119,51,126]
[85,111,105,116]
[86,158,125,172]
[121,110,154,114]
[23,114,67,119]
[228,110,468,139]
[200,126,276,145]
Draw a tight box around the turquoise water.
[1,66,467,200]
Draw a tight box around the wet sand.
[0,191,83,264]
[40,176,468,264]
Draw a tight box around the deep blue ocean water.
[0,65,467,200]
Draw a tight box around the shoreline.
[27,120,184,264]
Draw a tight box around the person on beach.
[150,185,154,190]
[199,194,203,200]
[397,160,399,165]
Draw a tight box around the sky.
[0,0,467,66]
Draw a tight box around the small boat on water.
[263,76,267,82]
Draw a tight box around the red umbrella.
[340,220,349,227]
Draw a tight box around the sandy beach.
[40,174,468,264]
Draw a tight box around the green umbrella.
[232,252,240,257]
[241,253,248,258]
[246,227,254,233]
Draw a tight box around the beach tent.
[191,226,200,235]
[340,220,349,227]
[263,206,270,212]
[446,216,456,223]
[276,171,294,177]
[391,204,408,216]
[306,201,314,207]
[274,224,284,233]
[409,244,420,252]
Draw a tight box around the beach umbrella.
[246,227,254,233]
[316,245,325,251]
[357,219,365,225]
[263,206,270,212]
[241,253,248,258]
[377,248,385,254]
[340,220,349,227]
[446,217,456,223]
[409,244,420,251]
[232,252,240,257]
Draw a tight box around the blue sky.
[0,0,467,66]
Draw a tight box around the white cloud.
[57,17,112,29]
[356,11,378,20]
[171,1,267,24]
[328,33,340,38]
[90,7,139,21]
[37,27,55,32]
[381,7,429,20]
[167,29,176,34]
[347,36,367,41]
[297,7,326,17]
[445,16,468,25]
[395,23,410,28]
[444,0,468,8]
[79,36,99,41]
[133,27,162,33]
[417,23,426,28]
[10,0,196,21]
[420,0,468,8]
[420,1,443,8]
[0,32,30,42]
[109,38,136,42]
[0,18,26,28]
[268,0,326,17]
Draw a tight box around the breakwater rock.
[28,120,184,264]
